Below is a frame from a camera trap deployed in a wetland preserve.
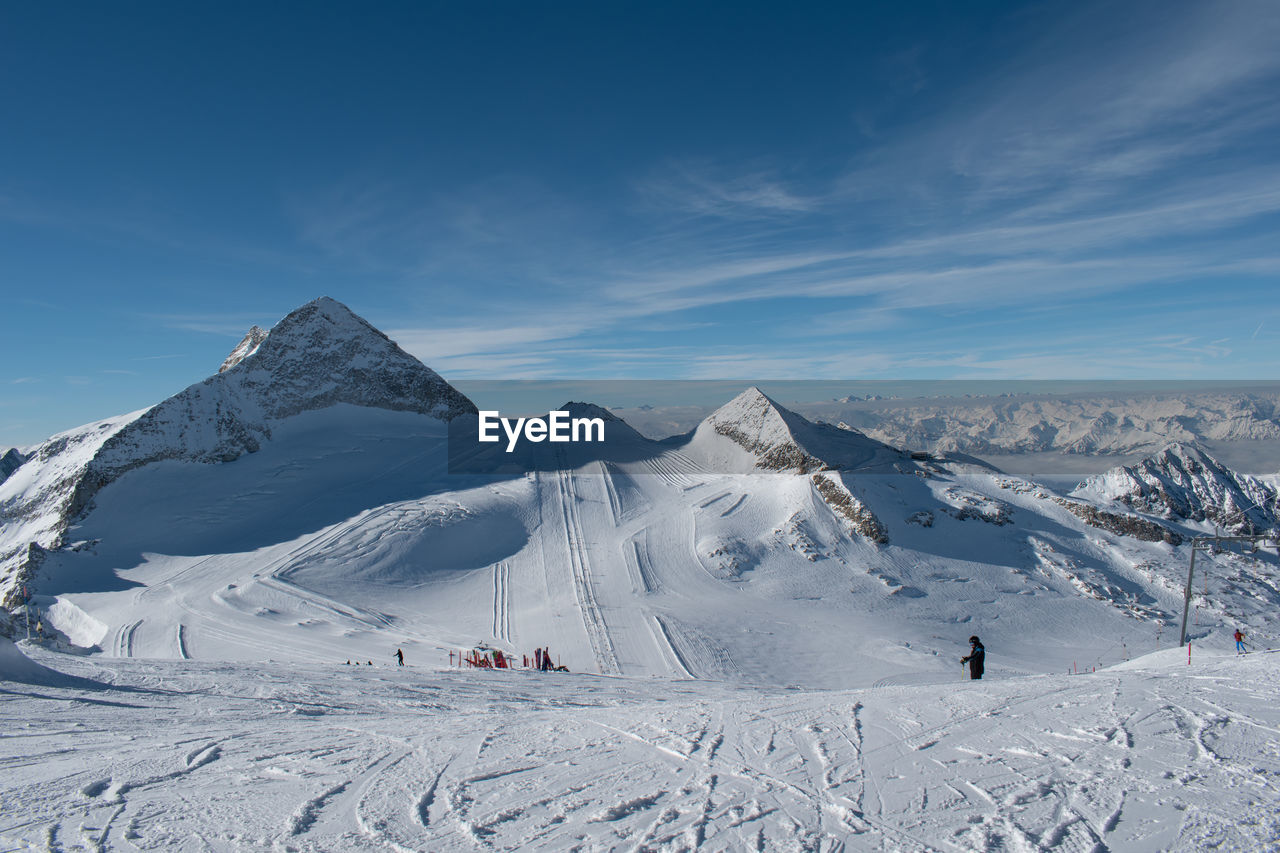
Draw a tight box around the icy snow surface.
[2,643,1278,851]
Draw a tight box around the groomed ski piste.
[3,639,1279,851]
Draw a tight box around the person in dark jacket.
[961,636,985,680]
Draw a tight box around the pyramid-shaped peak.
[74,297,476,514]
[692,386,910,474]
[268,296,390,344]
[705,386,803,445]
[732,385,777,405]
[218,298,474,418]
[709,386,789,422]
[229,297,438,388]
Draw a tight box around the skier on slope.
[396,648,405,666]
[961,636,985,680]
[1235,628,1246,654]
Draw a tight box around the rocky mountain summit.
[1074,443,1279,533]
[0,297,476,607]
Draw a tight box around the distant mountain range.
[606,390,1280,468]
[811,392,1280,458]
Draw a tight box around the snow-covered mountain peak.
[700,387,824,472]
[709,386,779,421]
[692,387,906,474]
[219,325,267,373]
[0,298,477,607]
[239,297,391,371]
[1075,442,1279,532]
[706,386,795,442]
[81,297,476,494]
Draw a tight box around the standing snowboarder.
[1235,628,1246,654]
[534,647,543,671]
[395,648,405,666]
[961,636,985,680]
[541,646,552,672]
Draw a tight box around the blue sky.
[2,1,1279,446]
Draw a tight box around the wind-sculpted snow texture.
[1075,443,1279,533]
[3,644,1280,851]
[0,298,476,607]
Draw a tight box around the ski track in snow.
[491,562,511,644]
[4,647,1280,851]
[555,466,621,675]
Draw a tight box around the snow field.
[26,401,1277,690]
[2,644,1278,851]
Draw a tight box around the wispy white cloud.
[286,1,1280,382]
[637,160,821,219]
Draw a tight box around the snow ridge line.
[556,467,620,674]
